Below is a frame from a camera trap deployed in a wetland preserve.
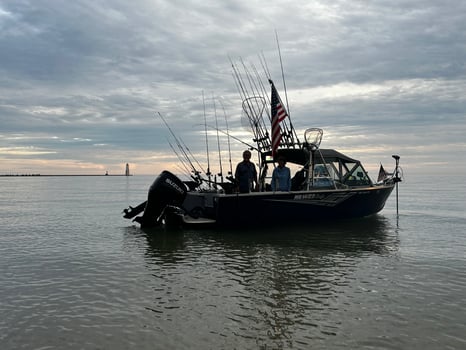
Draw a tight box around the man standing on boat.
[235,150,258,193]
[271,156,291,191]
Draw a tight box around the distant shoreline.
[0,174,133,177]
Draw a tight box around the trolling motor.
[392,155,401,216]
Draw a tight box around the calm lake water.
[0,174,465,349]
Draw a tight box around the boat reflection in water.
[125,215,399,348]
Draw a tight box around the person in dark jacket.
[234,150,258,193]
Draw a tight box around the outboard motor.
[136,170,187,228]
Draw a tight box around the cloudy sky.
[1,0,465,178]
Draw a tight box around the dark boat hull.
[211,185,394,226]
[125,172,396,229]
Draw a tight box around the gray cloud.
[1,0,465,175]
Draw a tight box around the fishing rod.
[239,58,271,144]
[157,112,200,177]
[166,138,191,177]
[231,59,257,125]
[212,94,223,183]
[235,56,299,154]
[257,45,300,150]
[252,61,271,120]
[201,123,259,152]
[230,67,262,151]
[232,59,271,154]
[275,31,301,147]
[168,139,205,185]
[232,55,301,157]
[261,47,297,149]
[256,54,292,155]
[202,91,212,187]
[259,51,272,81]
[240,58,266,118]
[257,55,294,148]
[261,61,295,149]
[275,30,290,118]
[231,63,262,148]
[231,58,259,122]
[179,138,206,175]
[219,99,233,176]
[160,110,207,175]
[268,78,298,149]
[174,163,191,179]
[251,61,300,151]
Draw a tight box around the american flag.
[270,80,288,156]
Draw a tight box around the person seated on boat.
[314,164,329,177]
[271,156,291,192]
[235,150,258,193]
[291,168,306,191]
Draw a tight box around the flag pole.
[275,30,290,117]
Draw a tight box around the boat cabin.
[261,148,373,191]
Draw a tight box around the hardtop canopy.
[263,148,360,166]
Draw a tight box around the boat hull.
[125,172,397,229]
[179,185,394,227]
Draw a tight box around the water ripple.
[1,176,465,349]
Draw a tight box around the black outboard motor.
[136,170,187,228]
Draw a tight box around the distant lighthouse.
[125,163,130,176]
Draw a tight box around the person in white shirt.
[271,156,291,191]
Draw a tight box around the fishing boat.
[123,62,402,229]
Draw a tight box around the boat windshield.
[342,164,372,186]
